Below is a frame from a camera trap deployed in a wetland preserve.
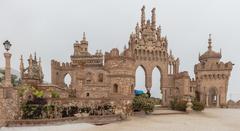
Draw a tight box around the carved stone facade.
[50,6,233,107]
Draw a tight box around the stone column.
[205,93,209,107]
[4,52,12,87]
[145,73,152,96]
[217,94,220,107]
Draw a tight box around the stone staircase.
[151,105,186,115]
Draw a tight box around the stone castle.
[0,6,234,124]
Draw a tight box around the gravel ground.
[1,109,240,131]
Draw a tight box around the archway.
[135,66,147,93]
[150,67,162,100]
[209,88,217,107]
[64,73,72,88]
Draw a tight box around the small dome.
[199,50,221,61]
[199,34,221,61]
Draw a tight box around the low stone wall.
[227,100,240,108]
[6,115,121,127]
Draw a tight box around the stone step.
[154,105,169,110]
[152,109,186,115]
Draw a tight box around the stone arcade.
[0,6,234,125]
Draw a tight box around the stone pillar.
[4,52,12,87]
[186,97,193,113]
[205,93,209,107]
[217,94,220,107]
[145,74,152,93]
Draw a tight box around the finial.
[141,5,146,28]
[34,52,37,61]
[208,34,212,50]
[83,32,86,41]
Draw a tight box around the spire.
[135,22,140,37]
[83,32,86,41]
[20,55,24,78]
[208,34,212,50]
[81,32,88,44]
[29,54,33,68]
[157,25,161,40]
[141,5,146,28]
[34,52,37,61]
[38,57,41,66]
[151,8,156,29]
[38,57,44,82]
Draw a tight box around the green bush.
[132,94,154,114]
[170,99,187,111]
[51,91,60,98]
[192,100,205,111]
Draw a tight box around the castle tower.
[194,34,233,107]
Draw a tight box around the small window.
[86,93,90,97]
[98,73,104,82]
[190,87,193,92]
[113,84,118,93]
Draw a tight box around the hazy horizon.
[0,0,239,100]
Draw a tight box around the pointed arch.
[64,73,72,88]
[150,66,162,99]
[135,65,147,93]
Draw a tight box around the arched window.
[113,84,118,93]
[98,73,104,82]
[64,73,72,88]
[86,72,92,83]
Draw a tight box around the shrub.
[170,99,187,111]
[192,100,205,111]
[51,91,60,98]
[132,94,155,114]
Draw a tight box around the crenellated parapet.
[194,61,233,73]
[174,71,190,79]
[51,60,73,71]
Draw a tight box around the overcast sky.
[0,0,239,100]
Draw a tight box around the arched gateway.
[130,6,180,105]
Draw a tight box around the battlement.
[194,61,233,73]
[105,48,134,62]
[51,60,73,70]
[174,71,190,79]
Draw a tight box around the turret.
[151,8,156,30]
[141,5,146,29]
